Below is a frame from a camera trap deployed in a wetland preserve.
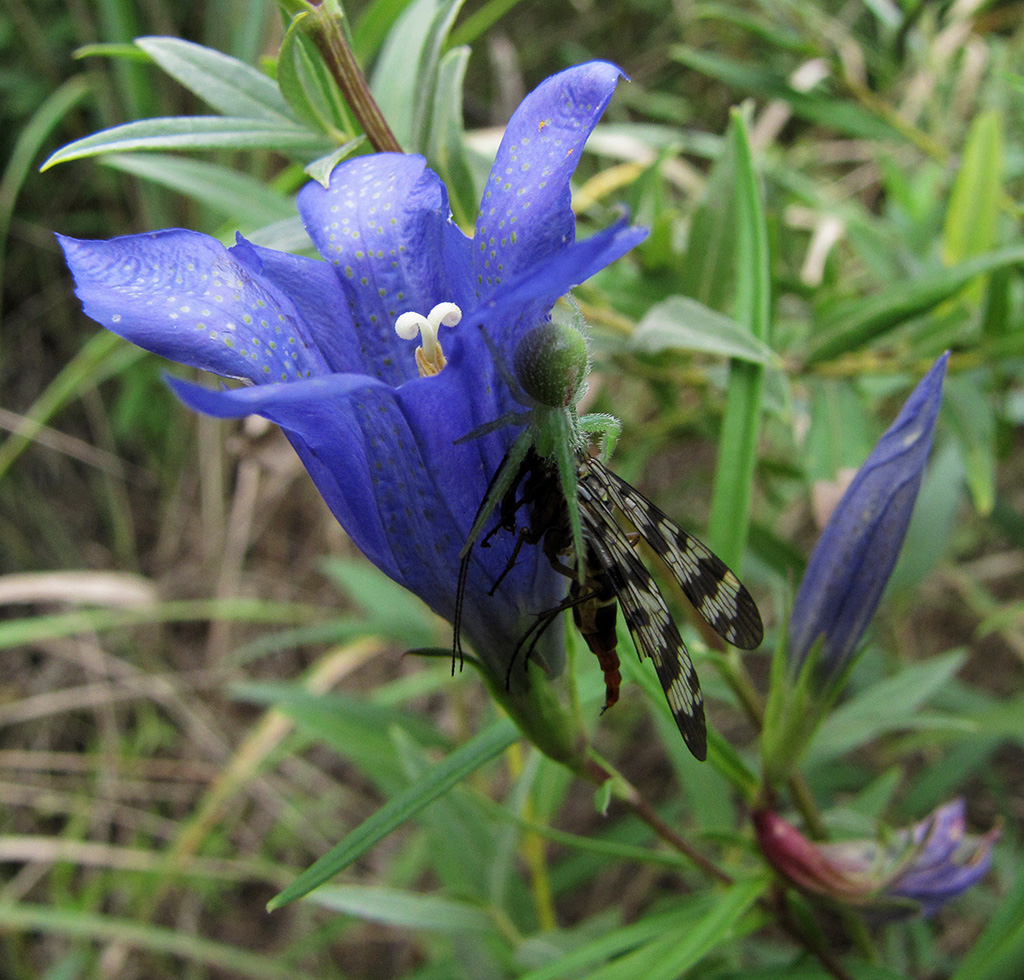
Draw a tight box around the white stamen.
[394,302,463,377]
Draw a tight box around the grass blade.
[0,76,89,308]
[707,106,769,569]
[0,902,325,980]
[268,717,520,909]
[806,246,1024,364]
[0,332,143,483]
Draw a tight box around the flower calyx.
[395,302,462,377]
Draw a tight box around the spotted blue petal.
[59,230,332,384]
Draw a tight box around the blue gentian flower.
[754,798,998,919]
[788,353,949,681]
[58,63,646,724]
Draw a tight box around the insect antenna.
[504,582,601,691]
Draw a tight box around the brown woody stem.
[304,1,402,153]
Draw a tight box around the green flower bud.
[513,322,589,408]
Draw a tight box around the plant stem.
[304,1,402,153]
[576,753,856,980]
[580,752,731,884]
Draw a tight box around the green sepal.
[760,615,839,787]
[476,657,587,766]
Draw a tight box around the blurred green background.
[1,1,1022,977]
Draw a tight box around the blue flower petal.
[481,216,648,357]
[296,154,474,387]
[892,854,994,917]
[167,373,401,580]
[789,353,949,679]
[434,216,648,416]
[166,372,561,634]
[59,231,331,384]
[474,61,624,293]
[228,234,364,376]
[890,800,997,917]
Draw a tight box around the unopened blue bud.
[789,353,949,682]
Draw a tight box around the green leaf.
[807,651,966,764]
[473,793,691,871]
[707,107,769,569]
[517,903,711,980]
[802,378,874,484]
[307,884,493,933]
[631,295,779,365]
[585,877,766,980]
[268,717,519,909]
[277,15,352,138]
[134,36,295,122]
[951,868,1024,980]
[232,682,447,788]
[74,41,149,61]
[806,246,1024,364]
[244,215,315,253]
[672,46,902,141]
[448,0,528,46]
[943,372,996,516]
[303,137,368,187]
[679,129,736,311]
[41,117,329,170]
[425,45,476,228]
[887,441,964,593]
[100,154,296,225]
[320,557,440,646]
[370,0,465,153]
[941,109,1003,303]
[353,0,417,60]
[391,727,503,898]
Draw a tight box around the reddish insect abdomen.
[571,562,621,712]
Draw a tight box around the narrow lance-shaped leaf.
[41,117,330,169]
[134,36,296,122]
[941,108,1003,304]
[268,718,519,908]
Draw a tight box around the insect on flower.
[454,318,764,761]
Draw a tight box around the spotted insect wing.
[461,445,764,761]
